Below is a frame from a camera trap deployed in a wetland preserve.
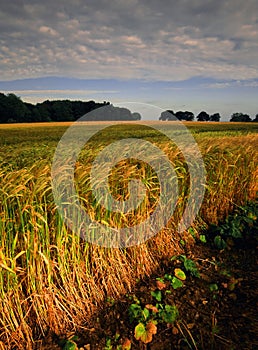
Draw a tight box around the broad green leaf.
[164,273,173,281]
[128,303,142,322]
[63,340,78,350]
[209,283,218,292]
[159,305,179,324]
[188,227,196,238]
[200,234,207,243]
[174,268,186,281]
[134,323,146,341]
[104,338,112,350]
[180,239,185,246]
[134,321,157,344]
[142,307,150,320]
[183,258,200,278]
[214,235,227,249]
[151,290,162,302]
[171,277,183,289]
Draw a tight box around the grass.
[0,121,257,349]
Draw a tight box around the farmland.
[0,122,257,349]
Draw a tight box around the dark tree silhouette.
[210,113,221,122]
[253,114,258,122]
[0,93,30,123]
[175,111,185,121]
[159,110,176,121]
[51,100,73,121]
[2,92,256,124]
[230,113,252,122]
[159,110,194,121]
[183,111,194,121]
[131,112,141,120]
[80,104,141,121]
[0,93,140,123]
[196,111,210,121]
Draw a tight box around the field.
[0,122,257,349]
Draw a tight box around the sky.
[0,0,258,120]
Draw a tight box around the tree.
[210,113,221,122]
[0,93,10,122]
[183,111,194,121]
[36,101,52,122]
[230,113,251,122]
[252,114,258,122]
[175,111,185,121]
[24,102,42,122]
[132,112,141,120]
[116,107,132,120]
[0,94,116,123]
[175,111,194,121]
[82,104,139,121]
[196,111,210,121]
[159,110,176,121]
[0,93,30,123]
[51,100,73,121]
[159,110,194,121]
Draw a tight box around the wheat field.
[0,122,257,349]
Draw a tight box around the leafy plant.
[159,305,179,324]
[200,234,207,243]
[128,283,179,346]
[156,278,167,290]
[151,290,162,302]
[62,339,78,350]
[164,273,184,289]
[209,283,219,299]
[128,303,150,323]
[209,283,218,292]
[104,338,113,350]
[120,338,132,350]
[172,255,200,278]
[214,235,227,249]
[134,321,157,344]
[188,227,197,239]
[171,277,184,289]
[209,200,258,248]
[174,268,186,281]
[105,336,132,350]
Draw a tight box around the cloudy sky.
[0,0,258,120]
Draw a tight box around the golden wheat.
[0,126,257,349]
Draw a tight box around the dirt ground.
[39,228,258,350]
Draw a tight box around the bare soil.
[38,231,258,350]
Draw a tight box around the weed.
[164,274,184,289]
[209,200,258,249]
[150,290,162,302]
[104,338,113,350]
[158,304,179,324]
[128,303,150,323]
[134,321,157,344]
[128,284,179,345]
[199,234,207,243]
[172,255,200,278]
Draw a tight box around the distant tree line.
[1,92,258,123]
[0,93,141,123]
[159,110,258,122]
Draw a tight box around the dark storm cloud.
[0,0,258,81]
